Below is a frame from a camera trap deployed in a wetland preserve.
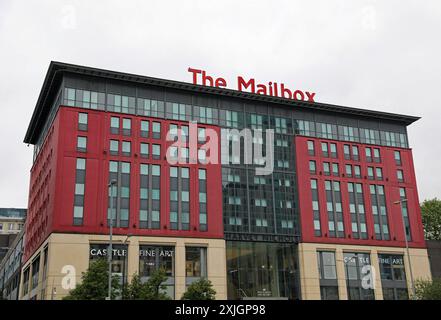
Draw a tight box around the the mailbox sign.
[188,67,316,102]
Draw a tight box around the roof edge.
[23,61,421,144]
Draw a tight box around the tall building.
[0,208,26,265]
[0,229,25,300]
[20,62,431,300]
[0,208,26,235]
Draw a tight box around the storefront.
[139,245,175,297]
[89,244,128,286]
[19,233,227,300]
[378,254,408,300]
[226,241,299,300]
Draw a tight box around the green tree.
[421,198,441,240]
[122,273,144,300]
[414,278,441,300]
[181,278,216,300]
[63,258,120,300]
[142,268,171,300]
[122,269,170,300]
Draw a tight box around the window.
[339,125,359,142]
[140,143,149,158]
[122,118,131,136]
[64,88,105,109]
[198,149,206,163]
[330,143,337,158]
[365,148,372,162]
[109,140,119,155]
[345,164,352,178]
[309,160,316,174]
[399,188,412,241]
[297,119,315,136]
[352,146,359,161]
[169,103,190,120]
[108,161,130,228]
[73,158,86,225]
[361,128,379,145]
[311,179,321,236]
[317,251,337,279]
[31,256,40,290]
[23,267,30,296]
[344,253,374,300]
[110,117,119,134]
[140,120,149,138]
[394,151,402,166]
[354,165,361,178]
[379,254,408,300]
[199,169,207,231]
[318,123,336,139]
[325,180,344,238]
[122,141,131,156]
[170,167,190,230]
[373,148,381,163]
[343,145,350,160]
[226,110,239,128]
[376,168,383,180]
[78,113,88,131]
[397,170,404,182]
[367,167,374,180]
[185,247,207,279]
[332,163,339,176]
[198,106,214,124]
[348,182,367,239]
[152,122,161,139]
[138,245,174,297]
[152,144,161,160]
[370,185,390,240]
[139,164,160,229]
[321,142,329,157]
[250,114,265,129]
[107,94,136,114]
[323,162,330,176]
[274,117,288,134]
[317,251,338,300]
[137,98,165,118]
[198,127,206,143]
[77,136,87,152]
[307,140,315,156]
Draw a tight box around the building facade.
[0,208,26,235]
[0,229,25,300]
[19,62,431,300]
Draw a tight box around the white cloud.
[0,0,440,207]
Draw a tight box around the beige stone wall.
[19,233,227,300]
[298,242,432,300]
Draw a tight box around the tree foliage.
[181,278,216,300]
[63,258,120,300]
[414,278,441,300]
[421,198,441,240]
[122,268,171,300]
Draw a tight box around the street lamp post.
[122,234,133,298]
[393,198,416,298]
[107,179,117,300]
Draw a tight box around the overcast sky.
[0,0,440,208]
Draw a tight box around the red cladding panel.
[295,135,425,248]
[23,106,224,262]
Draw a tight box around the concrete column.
[335,248,348,300]
[174,239,186,299]
[370,250,384,300]
[126,238,139,283]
